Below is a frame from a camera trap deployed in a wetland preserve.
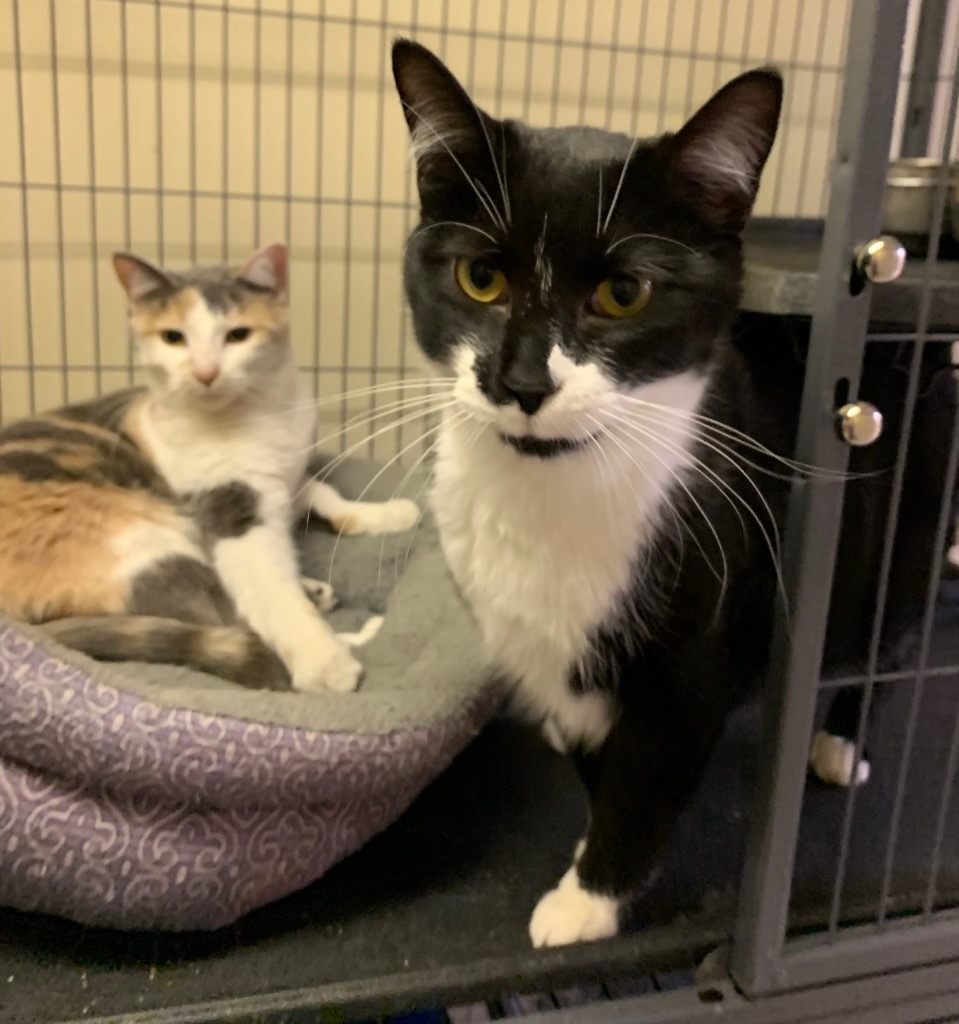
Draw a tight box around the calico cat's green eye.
[226,327,252,343]
[590,276,653,318]
[161,329,186,345]
[455,256,507,304]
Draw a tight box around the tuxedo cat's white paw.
[338,615,384,648]
[809,730,870,787]
[529,867,619,947]
[301,576,336,612]
[290,638,363,694]
[338,498,420,536]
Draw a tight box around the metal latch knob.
[836,401,883,446]
[854,235,906,284]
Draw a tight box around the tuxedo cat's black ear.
[112,253,173,304]
[239,243,288,299]
[665,68,782,229]
[391,39,500,204]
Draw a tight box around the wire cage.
[2,1,959,1023]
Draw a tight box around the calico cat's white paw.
[301,576,336,612]
[290,639,363,694]
[339,498,420,536]
[529,866,619,947]
[809,730,870,787]
[338,615,384,648]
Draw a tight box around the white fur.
[529,864,619,947]
[304,481,420,535]
[431,344,706,750]
[112,516,206,585]
[809,730,871,787]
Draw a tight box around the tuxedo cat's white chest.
[430,413,692,749]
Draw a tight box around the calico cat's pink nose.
[194,365,220,386]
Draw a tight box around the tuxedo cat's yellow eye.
[161,329,186,345]
[226,326,252,343]
[455,257,507,304]
[590,276,653,318]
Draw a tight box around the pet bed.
[0,457,498,931]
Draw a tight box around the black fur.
[392,38,957,918]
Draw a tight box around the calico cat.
[0,243,418,692]
[391,40,956,947]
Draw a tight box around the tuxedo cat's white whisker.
[589,416,727,599]
[639,419,792,626]
[597,417,731,605]
[473,177,507,233]
[395,410,476,581]
[401,99,505,233]
[305,400,458,491]
[603,408,749,544]
[230,382,451,425]
[616,405,785,555]
[326,418,448,583]
[406,221,497,252]
[604,233,698,257]
[312,392,454,450]
[467,92,511,224]
[601,136,640,236]
[614,394,853,480]
[596,168,604,239]
[606,411,774,620]
[376,410,469,585]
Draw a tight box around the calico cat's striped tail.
[41,616,291,691]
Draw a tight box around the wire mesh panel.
[0,0,854,459]
[733,0,959,995]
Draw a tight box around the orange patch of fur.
[0,475,178,623]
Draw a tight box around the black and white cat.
[391,40,955,947]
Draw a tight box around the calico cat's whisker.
[588,415,728,600]
[604,233,698,257]
[325,418,451,584]
[601,136,640,237]
[401,99,505,233]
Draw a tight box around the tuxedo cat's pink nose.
[194,365,220,386]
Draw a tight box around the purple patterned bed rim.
[0,460,497,931]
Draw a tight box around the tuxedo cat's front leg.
[530,679,723,947]
[300,480,420,535]
[199,483,363,693]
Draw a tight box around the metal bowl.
[882,158,959,240]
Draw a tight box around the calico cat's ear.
[238,243,288,298]
[664,68,782,229]
[391,39,497,199]
[112,253,172,304]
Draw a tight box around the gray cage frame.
[731,0,959,1005]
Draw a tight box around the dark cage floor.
[0,596,957,1024]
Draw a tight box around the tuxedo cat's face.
[112,244,290,406]
[393,41,781,457]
